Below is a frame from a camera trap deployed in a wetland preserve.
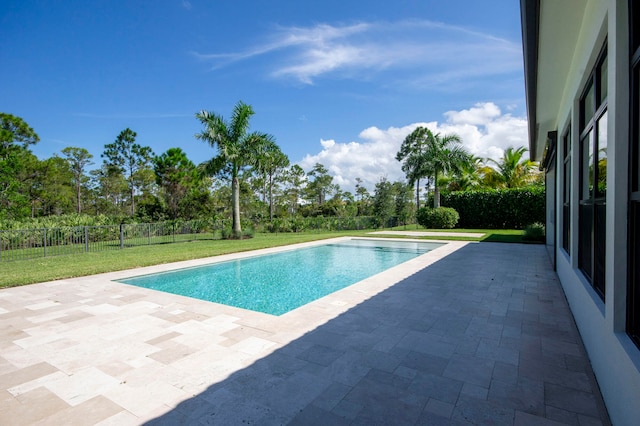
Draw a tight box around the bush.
[523,222,545,242]
[220,228,234,239]
[220,227,254,239]
[434,187,545,229]
[417,207,459,229]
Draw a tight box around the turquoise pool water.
[118,239,443,315]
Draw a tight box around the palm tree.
[487,146,539,188]
[196,101,275,238]
[423,130,470,208]
[442,155,487,192]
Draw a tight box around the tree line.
[1,103,542,235]
[396,126,542,209]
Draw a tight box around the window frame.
[562,126,571,254]
[578,44,608,300]
[627,0,640,349]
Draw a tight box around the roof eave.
[520,0,540,161]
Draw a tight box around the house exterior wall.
[545,157,556,264]
[524,1,640,425]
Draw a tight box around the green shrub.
[433,187,545,229]
[417,207,459,229]
[220,227,255,239]
[220,228,235,239]
[523,222,545,242]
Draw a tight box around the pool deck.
[0,239,610,425]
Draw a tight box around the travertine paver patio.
[0,238,610,425]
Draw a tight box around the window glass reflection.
[582,83,595,129]
[599,55,608,106]
[597,111,607,197]
[581,131,594,200]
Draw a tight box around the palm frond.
[230,101,254,144]
[195,110,229,148]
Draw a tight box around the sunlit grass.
[387,225,525,242]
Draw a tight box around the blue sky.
[1,0,526,193]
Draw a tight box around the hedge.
[434,187,545,229]
[416,207,459,229]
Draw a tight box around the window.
[562,127,571,253]
[628,0,640,349]
[578,46,607,300]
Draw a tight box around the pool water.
[118,239,443,315]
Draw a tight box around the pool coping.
[113,236,453,316]
[108,237,467,320]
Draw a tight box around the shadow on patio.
[144,243,610,425]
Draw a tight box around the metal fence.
[0,216,388,262]
[0,220,216,262]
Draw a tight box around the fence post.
[172,222,176,243]
[85,226,89,252]
[43,228,47,258]
[120,224,124,249]
[148,223,151,245]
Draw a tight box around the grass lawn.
[0,227,534,289]
[386,225,527,243]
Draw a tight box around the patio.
[0,240,610,425]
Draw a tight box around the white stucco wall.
[547,1,640,425]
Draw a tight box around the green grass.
[387,225,527,243]
[0,227,535,289]
[481,232,530,243]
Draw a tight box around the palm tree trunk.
[231,176,242,238]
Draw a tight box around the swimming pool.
[118,238,443,315]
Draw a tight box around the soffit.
[532,0,588,160]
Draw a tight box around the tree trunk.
[231,176,242,238]
[269,173,274,221]
[76,182,81,214]
[434,173,440,208]
[130,186,135,216]
[129,163,135,217]
[415,178,420,210]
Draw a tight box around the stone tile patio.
[0,239,610,425]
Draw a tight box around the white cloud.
[193,20,522,88]
[298,102,528,193]
[444,103,501,125]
